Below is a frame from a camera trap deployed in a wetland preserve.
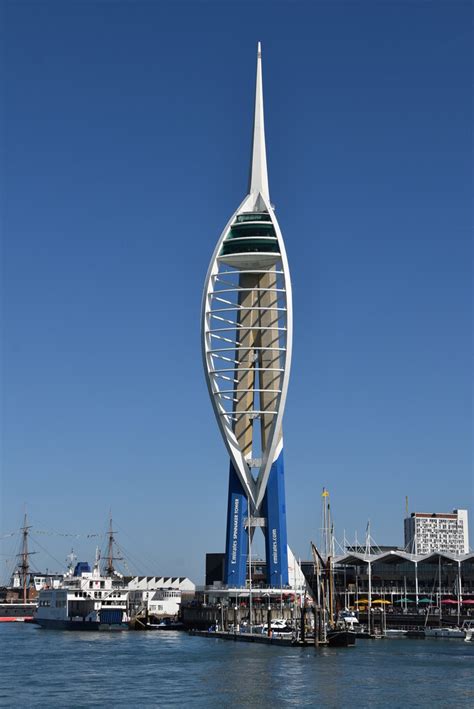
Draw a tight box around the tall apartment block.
[404,509,469,554]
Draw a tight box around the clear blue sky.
[1,1,472,582]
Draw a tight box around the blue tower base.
[224,451,288,587]
[224,462,248,588]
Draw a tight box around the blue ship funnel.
[73,562,91,576]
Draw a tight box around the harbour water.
[1,625,473,707]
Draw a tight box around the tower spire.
[248,41,270,201]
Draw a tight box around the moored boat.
[0,602,36,622]
[261,618,293,635]
[424,626,465,639]
[34,556,129,631]
[147,619,186,631]
[326,629,356,647]
[405,629,425,638]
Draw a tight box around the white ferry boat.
[35,557,129,631]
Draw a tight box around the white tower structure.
[201,44,293,587]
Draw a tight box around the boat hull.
[405,630,425,639]
[425,628,465,639]
[327,630,356,647]
[384,629,407,638]
[35,618,128,631]
[0,603,37,622]
[146,622,186,631]
[0,616,34,623]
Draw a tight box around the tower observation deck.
[202,44,293,587]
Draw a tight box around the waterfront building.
[201,44,293,588]
[330,549,474,620]
[179,549,474,632]
[125,575,195,597]
[127,588,182,618]
[404,509,469,555]
[205,551,306,591]
[125,576,195,619]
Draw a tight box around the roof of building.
[334,550,474,566]
[124,576,196,591]
[409,512,458,519]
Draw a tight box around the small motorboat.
[384,629,407,638]
[261,619,293,635]
[425,627,465,639]
[148,619,185,631]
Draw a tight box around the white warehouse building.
[125,576,196,619]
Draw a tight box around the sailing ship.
[311,490,356,647]
[0,514,38,622]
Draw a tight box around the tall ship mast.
[105,515,116,577]
[0,513,38,622]
[18,512,33,603]
[102,514,123,579]
[202,44,293,587]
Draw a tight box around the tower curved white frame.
[201,44,292,517]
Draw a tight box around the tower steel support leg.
[262,450,289,587]
[224,461,248,587]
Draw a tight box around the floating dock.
[189,629,296,646]
[187,629,350,647]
